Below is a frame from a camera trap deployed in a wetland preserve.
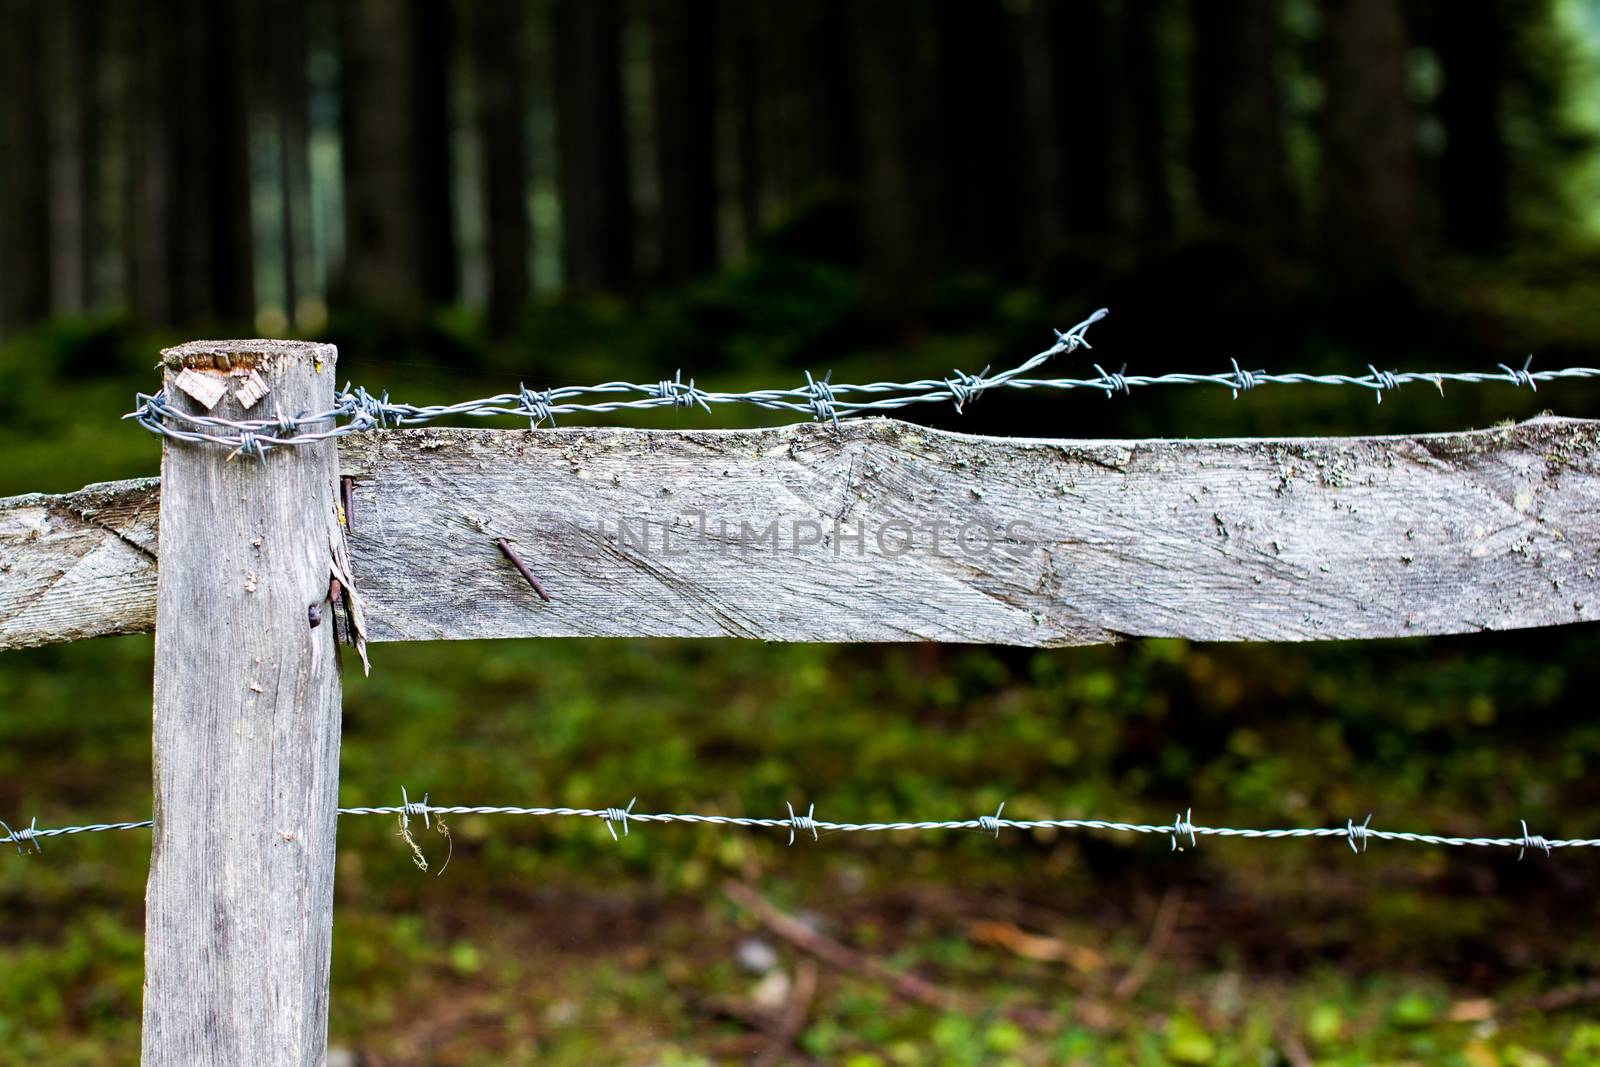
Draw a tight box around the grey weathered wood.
[0,477,160,648]
[142,341,344,1067]
[339,416,1600,644]
[4,416,1599,650]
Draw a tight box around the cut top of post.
[159,338,338,374]
[152,341,342,457]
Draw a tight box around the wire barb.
[1347,814,1373,854]
[400,786,430,830]
[1500,355,1538,392]
[1093,363,1130,398]
[787,801,818,845]
[1367,365,1402,403]
[1171,809,1196,852]
[1519,819,1551,861]
[979,802,1006,838]
[345,385,394,429]
[395,787,434,872]
[1228,358,1262,399]
[657,371,711,414]
[604,798,637,841]
[0,817,41,856]
[1054,307,1106,353]
[227,432,265,462]
[518,383,556,428]
[802,370,839,429]
[272,405,300,439]
[944,366,991,413]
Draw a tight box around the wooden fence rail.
[2,339,1598,1065]
[6,416,1599,652]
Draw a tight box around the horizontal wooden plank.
[0,477,160,649]
[5,417,1600,649]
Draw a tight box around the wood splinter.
[495,537,553,603]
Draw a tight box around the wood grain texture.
[4,416,1598,650]
[0,477,160,648]
[338,415,1600,645]
[142,340,343,1067]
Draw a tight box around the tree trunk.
[338,0,457,312]
[728,0,765,249]
[269,0,314,328]
[1191,0,1292,245]
[44,0,91,314]
[1431,0,1508,252]
[651,0,718,281]
[1115,0,1174,242]
[851,0,936,314]
[338,0,417,310]
[552,0,634,293]
[1319,0,1418,270]
[171,0,254,325]
[471,0,533,330]
[1049,0,1113,241]
[815,0,859,193]
[411,0,457,304]
[171,0,211,321]
[1017,0,1064,256]
[760,1,810,209]
[936,0,1022,266]
[124,0,175,325]
[0,0,53,329]
[79,0,103,310]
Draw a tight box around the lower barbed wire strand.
[7,806,1600,855]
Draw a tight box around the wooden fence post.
[142,341,344,1066]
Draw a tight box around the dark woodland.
[1,0,1594,339]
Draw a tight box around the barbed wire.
[6,799,1598,860]
[125,308,1600,459]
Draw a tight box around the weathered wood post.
[142,341,344,1065]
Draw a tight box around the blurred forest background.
[1,0,1598,340]
[5,1,1600,1065]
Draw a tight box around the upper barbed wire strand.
[124,310,1600,457]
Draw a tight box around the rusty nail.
[495,537,552,603]
[330,577,352,648]
[341,477,356,531]
[331,576,350,647]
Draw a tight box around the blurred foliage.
[3,251,1600,1064]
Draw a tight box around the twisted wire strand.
[127,310,1600,458]
[7,802,1598,858]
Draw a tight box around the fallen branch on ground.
[722,879,965,1014]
